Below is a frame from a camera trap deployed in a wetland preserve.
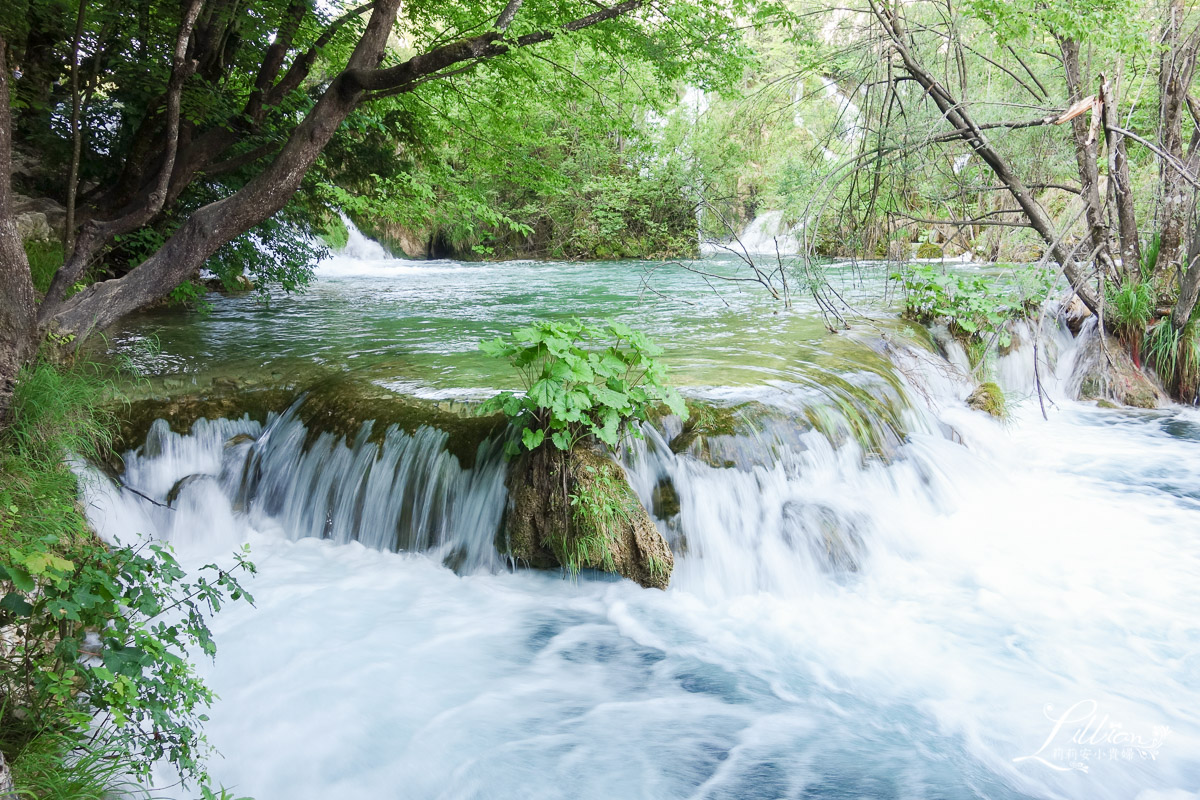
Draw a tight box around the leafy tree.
[0,0,756,425]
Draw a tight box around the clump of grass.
[3,361,116,470]
[10,733,147,800]
[1108,280,1155,355]
[1140,232,1162,280]
[1145,318,1200,400]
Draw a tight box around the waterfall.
[339,215,390,260]
[732,209,803,256]
[81,298,1200,800]
[85,401,509,573]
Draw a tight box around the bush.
[479,319,688,454]
[892,263,1054,352]
[1108,280,1154,351]
[0,363,254,791]
[1145,318,1200,399]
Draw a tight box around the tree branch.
[41,0,205,319]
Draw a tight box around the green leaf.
[521,427,545,450]
[4,564,35,593]
[0,592,33,617]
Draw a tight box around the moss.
[110,371,504,468]
[502,445,673,589]
[966,382,1006,417]
[916,241,942,259]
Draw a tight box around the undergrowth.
[1145,318,1200,399]
[563,464,629,576]
[0,361,255,797]
[1108,280,1155,354]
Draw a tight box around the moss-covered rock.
[503,445,673,589]
[1071,325,1166,409]
[915,241,942,259]
[966,382,1006,417]
[110,371,504,467]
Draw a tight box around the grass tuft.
[1145,318,1200,399]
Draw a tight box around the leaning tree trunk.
[868,1,1101,313]
[0,35,38,426]
[1060,38,1120,283]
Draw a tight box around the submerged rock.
[503,445,674,589]
[650,476,681,520]
[781,501,865,573]
[966,382,1006,417]
[1071,323,1167,409]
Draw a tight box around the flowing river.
[83,234,1200,799]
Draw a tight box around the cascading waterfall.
[87,402,508,572]
[88,245,1200,800]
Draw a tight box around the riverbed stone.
[966,382,1006,417]
[503,445,674,589]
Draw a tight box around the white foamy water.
[88,239,1200,799]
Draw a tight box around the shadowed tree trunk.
[0,35,38,424]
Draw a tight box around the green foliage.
[892,263,1054,349]
[1145,319,1200,396]
[23,239,64,295]
[0,363,254,791]
[10,732,147,800]
[562,465,631,576]
[479,319,687,454]
[168,278,212,311]
[966,0,1149,52]
[1108,280,1154,347]
[317,215,350,252]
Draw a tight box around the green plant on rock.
[479,319,688,455]
[563,465,631,576]
[892,263,1055,366]
[1145,318,1200,399]
[1108,280,1154,357]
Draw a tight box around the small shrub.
[0,363,254,790]
[479,319,688,454]
[1108,280,1154,353]
[1145,318,1200,398]
[892,263,1055,365]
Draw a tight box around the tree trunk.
[1102,75,1141,277]
[43,0,405,340]
[869,1,1100,312]
[0,36,38,426]
[1059,38,1120,283]
[1153,0,1199,275]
